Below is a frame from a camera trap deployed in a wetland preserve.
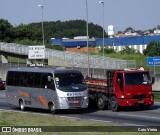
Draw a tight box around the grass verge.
[154,93,160,102]
[0,111,158,135]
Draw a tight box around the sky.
[0,0,160,33]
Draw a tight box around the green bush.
[98,47,116,54]
[119,46,139,55]
[143,42,160,56]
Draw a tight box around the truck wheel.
[49,103,56,114]
[19,100,25,111]
[110,96,119,112]
[97,96,107,110]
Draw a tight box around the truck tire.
[49,103,56,114]
[19,100,26,111]
[97,96,108,110]
[110,96,119,112]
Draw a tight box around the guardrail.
[0,42,136,69]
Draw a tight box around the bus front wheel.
[49,103,56,114]
[19,100,26,111]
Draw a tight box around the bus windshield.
[54,73,87,92]
[125,72,151,85]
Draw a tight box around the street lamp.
[99,1,105,75]
[86,0,89,77]
[38,5,44,45]
[99,1,105,58]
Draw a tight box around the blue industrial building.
[51,35,160,53]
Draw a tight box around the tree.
[0,19,13,42]
[143,42,160,56]
[157,25,160,30]
[124,27,134,33]
[119,46,137,54]
[98,47,116,54]
[26,20,108,41]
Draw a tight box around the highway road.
[0,90,160,127]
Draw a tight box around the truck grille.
[132,95,146,99]
[67,97,83,107]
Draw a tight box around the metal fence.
[0,42,135,68]
[0,42,136,80]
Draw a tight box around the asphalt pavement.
[1,90,160,126]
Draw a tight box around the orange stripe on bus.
[18,91,29,97]
[38,96,47,107]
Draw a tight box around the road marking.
[0,101,6,103]
[57,115,80,120]
[0,95,6,98]
[89,119,145,126]
[119,113,160,120]
[58,116,115,125]
[89,119,112,123]
[123,123,145,126]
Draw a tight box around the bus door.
[39,73,56,108]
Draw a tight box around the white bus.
[6,67,88,113]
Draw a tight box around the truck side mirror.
[152,77,155,84]
[117,78,123,90]
[117,78,121,84]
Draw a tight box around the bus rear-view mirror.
[48,76,52,82]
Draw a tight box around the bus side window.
[20,72,28,87]
[41,73,48,88]
[27,72,34,87]
[6,71,13,86]
[34,73,41,88]
[47,73,55,90]
[47,80,55,90]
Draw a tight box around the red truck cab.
[86,68,154,112]
[110,69,154,111]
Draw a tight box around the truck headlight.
[121,95,124,98]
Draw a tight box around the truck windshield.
[125,72,151,85]
[54,73,87,92]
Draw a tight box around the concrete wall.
[152,74,160,91]
[0,63,159,91]
[48,57,69,67]
[0,63,27,81]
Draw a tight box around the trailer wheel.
[97,96,107,110]
[110,96,119,112]
[19,100,25,111]
[49,103,56,114]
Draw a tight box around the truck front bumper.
[117,97,154,107]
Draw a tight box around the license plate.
[72,100,79,104]
[138,100,144,104]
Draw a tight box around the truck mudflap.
[117,97,154,107]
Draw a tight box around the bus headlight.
[59,97,66,101]
[84,96,88,100]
